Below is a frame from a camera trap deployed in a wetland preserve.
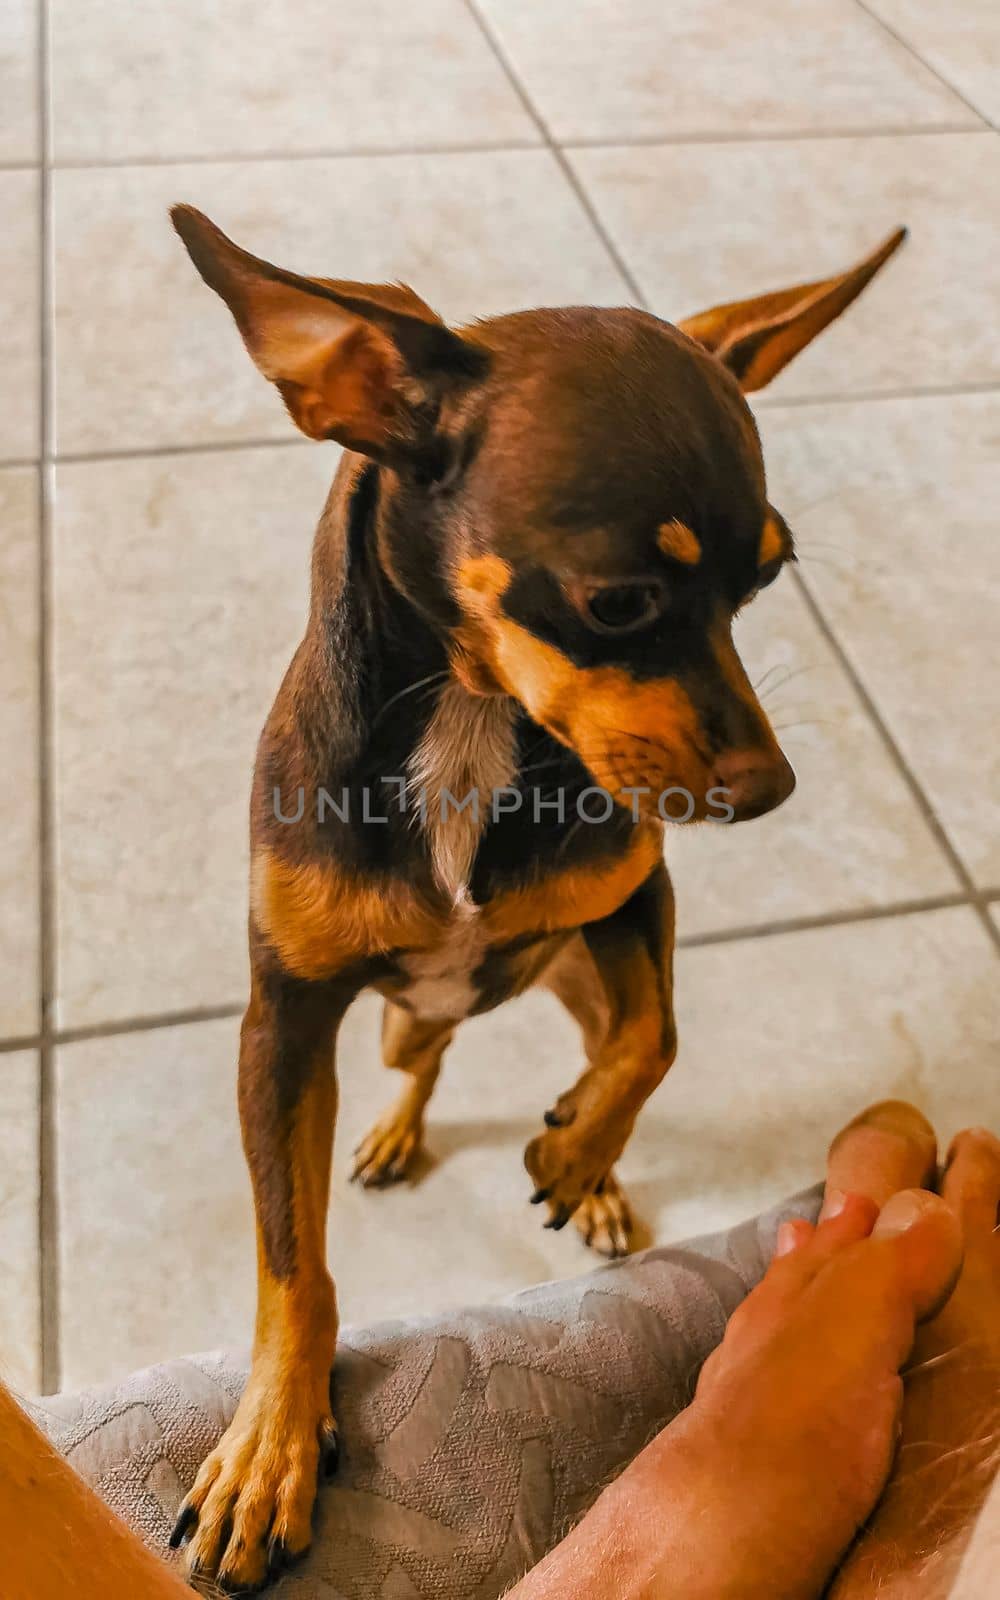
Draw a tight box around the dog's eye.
[585,582,666,634]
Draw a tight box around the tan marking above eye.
[758,514,785,569]
[453,553,512,611]
[657,520,702,566]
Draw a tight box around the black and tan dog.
[168,206,904,1590]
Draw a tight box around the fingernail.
[875,1188,936,1238]
[822,1188,848,1219]
[775,1221,800,1257]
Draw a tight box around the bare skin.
[511,1101,968,1600]
[830,1121,1000,1598]
[1,1099,995,1600]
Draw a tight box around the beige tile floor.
[0,0,998,1396]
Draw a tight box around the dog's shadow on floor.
[399,1082,855,1249]
[404,1115,540,1181]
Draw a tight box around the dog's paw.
[524,1123,619,1231]
[170,1381,338,1593]
[573,1172,635,1257]
[350,1107,423,1187]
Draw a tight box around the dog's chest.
[406,678,517,901]
[392,681,518,1019]
[393,901,492,1019]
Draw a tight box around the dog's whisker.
[604,726,675,763]
[772,717,837,733]
[784,486,851,523]
[372,669,450,727]
[753,661,787,695]
[797,550,855,573]
[759,664,818,704]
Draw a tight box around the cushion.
[30,1185,821,1599]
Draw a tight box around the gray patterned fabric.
[30,1187,822,1599]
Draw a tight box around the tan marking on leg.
[529,869,677,1254]
[251,848,443,980]
[351,1005,454,1186]
[543,934,609,1062]
[179,1040,340,1589]
[657,519,702,565]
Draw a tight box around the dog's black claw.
[530,1186,552,1206]
[169,1501,197,1550]
[217,1571,267,1598]
[267,1538,292,1578]
[319,1422,340,1480]
[544,1204,571,1232]
[544,1105,576,1128]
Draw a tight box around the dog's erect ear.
[171,205,487,459]
[677,227,907,393]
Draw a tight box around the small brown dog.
[169,206,905,1590]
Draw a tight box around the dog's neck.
[297,460,517,893]
[407,676,517,901]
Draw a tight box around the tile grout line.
[0,884,989,1054]
[56,1002,245,1046]
[16,379,997,475]
[791,567,1000,959]
[48,137,546,171]
[678,890,973,950]
[563,123,987,149]
[851,0,996,132]
[755,380,1000,413]
[36,0,60,1397]
[11,116,988,179]
[0,877,993,1059]
[459,0,647,305]
[0,1036,42,1056]
[51,434,317,466]
[1,121,992,180]
[0,1003,245,1058]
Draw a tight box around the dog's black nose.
[713,749,796,822]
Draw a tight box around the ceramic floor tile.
[0,0,37,162]
[0,468,39,1038]
[49,0,535,164]
[56,906,999,1388]
[52,445,334,1028]
[570,133,1000,400]
[51,152,628,457]
[476,0,976,142]
[665,573,958,940]
[864,0,1000,126]
[0,170,40,461]
[758,392,1000,887]
[0,1051,40,1394]
[631,906,1000,1243]
[57,1019,253,1391]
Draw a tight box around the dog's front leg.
[529,863,677,1253]
[171,964,350,1592]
